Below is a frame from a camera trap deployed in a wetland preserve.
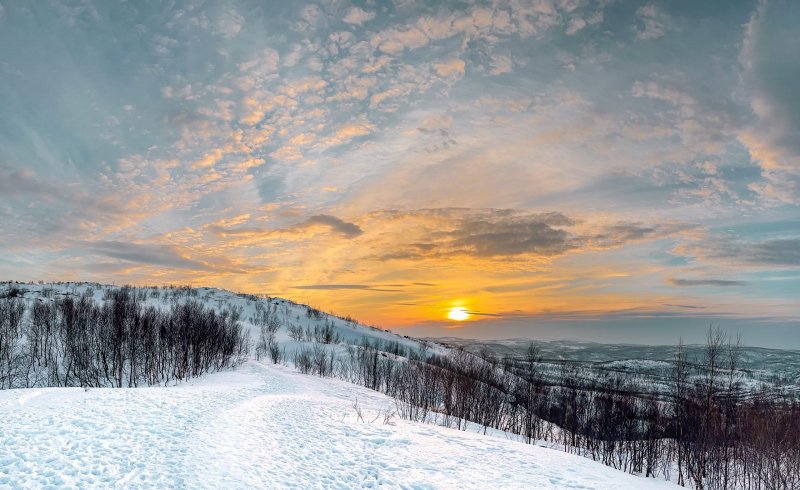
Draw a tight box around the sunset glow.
[0,1,798,347]
[447,307,470,322]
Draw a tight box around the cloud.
[210,214,363,240]
[343,7,375,26]
[489,54,513,75]
[678,237,800,268]
[229,157,265,171]
[664,303,707,309]
[335,123,373,139]
[236,48,280,94]
[270,132,317,161]
[447,212,575,257]
[632,80,695,107]
[373,26,429,54]
[215,9,245,39]
[738,0,800,204]
[87,241,207,270]
[584,222,687,249]
[565,17,586,36]
[291,284,401,292]
[745,238,800,266]
[462,309,503,317]
[0,167,60,198]
[0,167,147,247]
[634,3,671,40]
[320,121,376,146]
[302,215,363,238]
[292,284,371,290]
[362,209,686,263]
[668,278,746,287]
[192,147,230,169]
[434,59,465,77]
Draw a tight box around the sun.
[447,306,470,322]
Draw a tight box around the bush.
[0,287,250,389]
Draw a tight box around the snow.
[0,282,682,487]
[9,281,441,361]
[0,360,677,489]
[599,359,673,371]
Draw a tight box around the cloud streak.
[301,215,363,238]
[88,241,208,271]
[291,284,402,292]
[668,278,746,287]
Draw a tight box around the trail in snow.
[0,361,677,489]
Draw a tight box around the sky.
[0,0,798,348]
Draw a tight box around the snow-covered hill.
[4,281,438,362]
[0,359,676,489]
[0,282,680,488]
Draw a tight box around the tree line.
[267,322,799,489]
[0,287,249,389]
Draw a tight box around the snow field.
[0,360,677,489]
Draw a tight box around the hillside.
[431,337,800,396]
[0,281,684,489]
[3,281,796,489]
[0,358,676,489]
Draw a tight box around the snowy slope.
[0,359,677,489]
[0,282,681,488]
[8,281,439,359]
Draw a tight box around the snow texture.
[0,360,677,489]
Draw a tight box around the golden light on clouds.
[0,0,796,348]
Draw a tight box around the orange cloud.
[434,59,465,77]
